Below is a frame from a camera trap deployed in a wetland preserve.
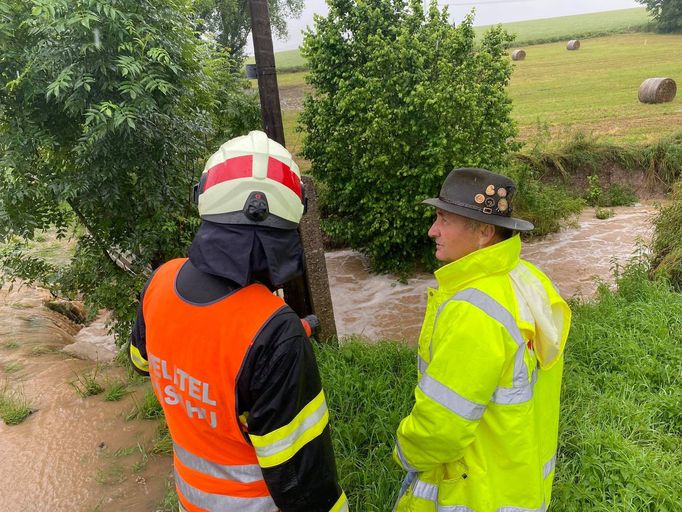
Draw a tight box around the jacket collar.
[434,234,521,292]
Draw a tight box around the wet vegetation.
[70,367,104,398]
[126,388,164,421]
[2,361,22,374]
[28,344,61,357]
[651,183,682,289]
[103,380,129,402]
[311,261,682,510]
[0,381,32,425]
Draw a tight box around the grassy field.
[315,262,682,511]
[268,31,682,160]
[477,7,650,46]
[510,33,682,143]
[247,8,651,72]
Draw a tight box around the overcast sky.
[247,0,642,53]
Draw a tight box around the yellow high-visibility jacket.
[394,235,571,512]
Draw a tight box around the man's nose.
[428,221,438,238]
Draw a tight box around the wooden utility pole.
[248,0,338,340]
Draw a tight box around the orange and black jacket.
[129,258,345,512]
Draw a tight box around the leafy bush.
[508,164,584,236]
[0,0,260,343]
[651,182,682,289]
[300,0,518,272]
[595,207,615,220]
[636,0,682,32]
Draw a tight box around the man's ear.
[479,223,497,246]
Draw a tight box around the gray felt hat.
[422,167,534,232]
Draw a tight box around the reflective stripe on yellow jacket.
[394,235,571,512]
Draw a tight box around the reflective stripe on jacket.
[144,258,284,512]
[394,235,571,512]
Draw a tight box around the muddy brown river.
[0,286,170,512]
[326,204,659,342]
[0,203,659,510]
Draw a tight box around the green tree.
[300,0,518,273]
[637,0,682,32]
[0,0,260,342]
[193,0,304,63]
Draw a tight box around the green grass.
[126,387,164,421]
[652,183,682,288]
[0,341,19,349]
[152,421,173,455]
[509,33,682,143]
[70,367,104,398]
[3,361,22,374]
[553,261,682,510]
[254,8,651,73]
[475,8,651,46]
[246,49,307,72]
[0,382,32,425]
[158,480,179,512]
[308,264,682,510]
[317,339,418,510]
[103,380,129,401]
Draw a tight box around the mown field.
[247,8,651,70]
[476,7,650,45]
[510,33,682,142]
[269,31,682,159]
[247,8,682,159]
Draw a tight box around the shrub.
[300,0,518,272]
[636,0,682,33]
[651,182,682,289]
[0,0,260,345]
[508,163,584,236]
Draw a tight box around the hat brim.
[422,197,535,232]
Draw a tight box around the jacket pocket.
[437,461,474,510]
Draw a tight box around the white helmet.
[194,131,305,229]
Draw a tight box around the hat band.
[439,196,511,217]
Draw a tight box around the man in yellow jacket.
[394,167,571,512]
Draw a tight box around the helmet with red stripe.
[194,131,304,229]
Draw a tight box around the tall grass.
[317,340,417,510]
[553,261,682,511]
[313,263,682,510]
[651,182,682,289]
[0,381,32,425]
[517,130,682,191]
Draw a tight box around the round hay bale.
[638,77,677,104]
[511,49,526,61]
[566,39,580,50]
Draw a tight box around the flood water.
[0,285,170,512]
[0,203,658,510]
[326,204,658,342]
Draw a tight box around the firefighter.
[393,167,571,512]
[129,131,347,512]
